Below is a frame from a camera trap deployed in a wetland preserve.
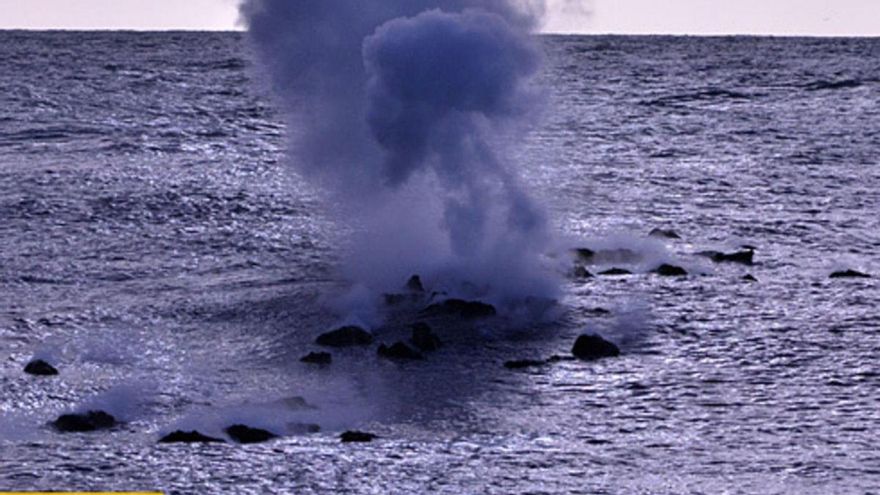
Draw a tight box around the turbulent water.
[1,32,879,494]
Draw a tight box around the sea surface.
[1,32,879,494]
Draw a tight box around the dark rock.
[377,342,423,361]
[224,424,278,444]
[52,410,117,432]
[315,326,373,347]
[572,266,593,279]
[340,430,377,443]
[421,299,496,319]
[742,274,757,282]
[158,430,224,443]
[586,307,611,315]
[598,268,632,276]
[698,249,754,265]
[300,352,332,365]
[573,248,595,261]
[503,359,546,369]
[653,264,687,276]
[24,359,58,376]
[406,275,425,292]
[572,334,620,361]
[829,269,871,279]
[411,322,441,352]
[649,228,681,239]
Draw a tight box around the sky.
[0,0,878,36]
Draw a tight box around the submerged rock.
[421,299,496,319]
[829,269,871,279]
[571,266,593,279]
[504,359,546,369]
[340,430,377,443]
[698,249,754,265]
[52,410,117,432]
[315,326,373,347]
[300,351,332,365]
[649,228,681,239]
[224,424,278,444]
[653,264,687,276]
[598,268,632,276]
[158,430,224,443]
[24,359,58,376]
[411,322,441,352]
[377,342,423,361]
[572,334,620,361]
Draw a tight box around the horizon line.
[1,27,879,38]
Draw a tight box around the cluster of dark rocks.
[27,358,318,445]
[49,408,288,445]
[157,424,283,444]
[305,320,444,365]
[302,275,494,368]
[571,229,875,282]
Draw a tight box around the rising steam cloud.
[241,0,559,310]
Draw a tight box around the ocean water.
[1,31,879,494]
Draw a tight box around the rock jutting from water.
[24,359,58,376]
[52,410,117,432]
[340,430,377,443]
[653,264,688,276]
[649,228,681,239]
[829,269,871,278]
[158,430,225,443]
[572,334,621,360]
[224,424,278,444]
[598,268,632,276]
[315,326,374,347]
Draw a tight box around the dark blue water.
[1,32,879,494]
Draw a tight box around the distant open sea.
[1,32,879,494]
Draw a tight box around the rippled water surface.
[1,32,879,494]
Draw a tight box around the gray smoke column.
[241,0,559,312]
